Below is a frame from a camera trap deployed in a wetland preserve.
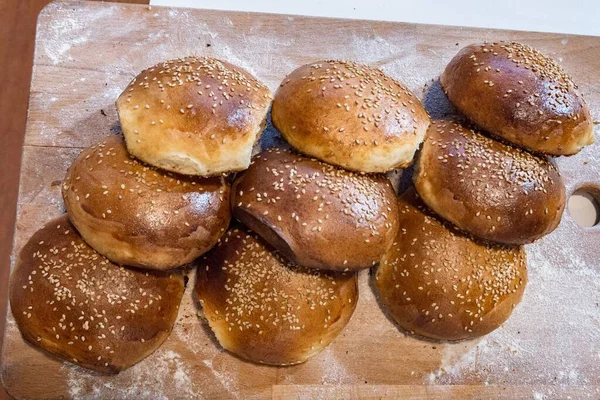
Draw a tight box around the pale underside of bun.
[414,119,566,244]
[440,41,594,155]
[374,189,527,341]
[272,59,430,172]
[117,56,273,176]
[195,225,358,365]
[231,147,399,271]
[62,134,231,270]
[9,215,185,373]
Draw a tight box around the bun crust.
[62,135,231,270]
[440,42,594,155]
[272,60,430,172]
[232,147,399,271]
[374,189,527,341]
[195,225,358,365]
[116,57,272,176]
[414,120,566,244]
[9,215,185,373]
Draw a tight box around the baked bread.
[374,189,527,341]
[413,120,566,244]
[440,41,594,155]
[232,147,399,271]
[272,60,430,172]
[116,57,272,176]
[195,225,358,365]
[9,215,185,373]
[62,135,231,270]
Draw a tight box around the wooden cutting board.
[2,1,599,398]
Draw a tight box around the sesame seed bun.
[116,57,272,176]
[195,225,358,366]
[9,215,185,373]
[271,60,430,172]
[62,135,231,270]
[231,147,399,271]
[440,42,594,155]
[413,120,566,245]
[374,189,527,341]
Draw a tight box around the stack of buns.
[374,41,592,341]
[9,42,594,374]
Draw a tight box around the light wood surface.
[0,1,149,399]
[1,1,599,398]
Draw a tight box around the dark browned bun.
[440,42,594,155]
[413,120,566,245]
[374,189,527,341]
[62,135,231,270]
[116,57,272,176]
[231,147,399,271]
[9,215,185,374]
[271,60,430,172]
[195,225,358,366]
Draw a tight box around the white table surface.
[150,0,600,37]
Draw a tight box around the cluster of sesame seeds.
[469,42,580,118]
[63,136,225,227]
[122,56,271,119]
[236,148,394,240]
[428,120,556,196]
[15,218,177,368]
[201,228,344,333]
[281,60,424,143]
[381,197,525,333]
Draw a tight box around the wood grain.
[1,1,599,399]
[0,1,148,399]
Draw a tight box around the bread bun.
[116,57,272,176]
[9,215,185,373]
[195,225,358,365]
[414,120,565,244]
[374,189,527,341]
[231,147,399,271]
[440,42,594,155]
[272,60,430,172]
[62,135,231,270]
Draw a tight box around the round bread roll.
[116,56,272,176]
[195,225,358,365]
[9,215,185,373]
[271,60,430,172]
[374,189,527,341]
[440,41,594,155]
[231,147,399,271]
[62,135,231,270]
[414,120,566,245]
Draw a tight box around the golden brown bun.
[272,60,430,172]
[414,120,566,245]
[231,147,399,271]
[62,135,231,270]
[374,189,527,341]
[9,215,185,374]
[116,57,272,176]
[195,225,358,365]
[440,42,594,155]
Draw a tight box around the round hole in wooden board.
[568,186,600,228]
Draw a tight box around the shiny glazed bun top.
[117,56,273,176]
[232,147,399,271]
[195,225,358,366]
[414,120,566,245]
[272,60,430,172]
[62,134,231,270]
[441,41,594,155]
